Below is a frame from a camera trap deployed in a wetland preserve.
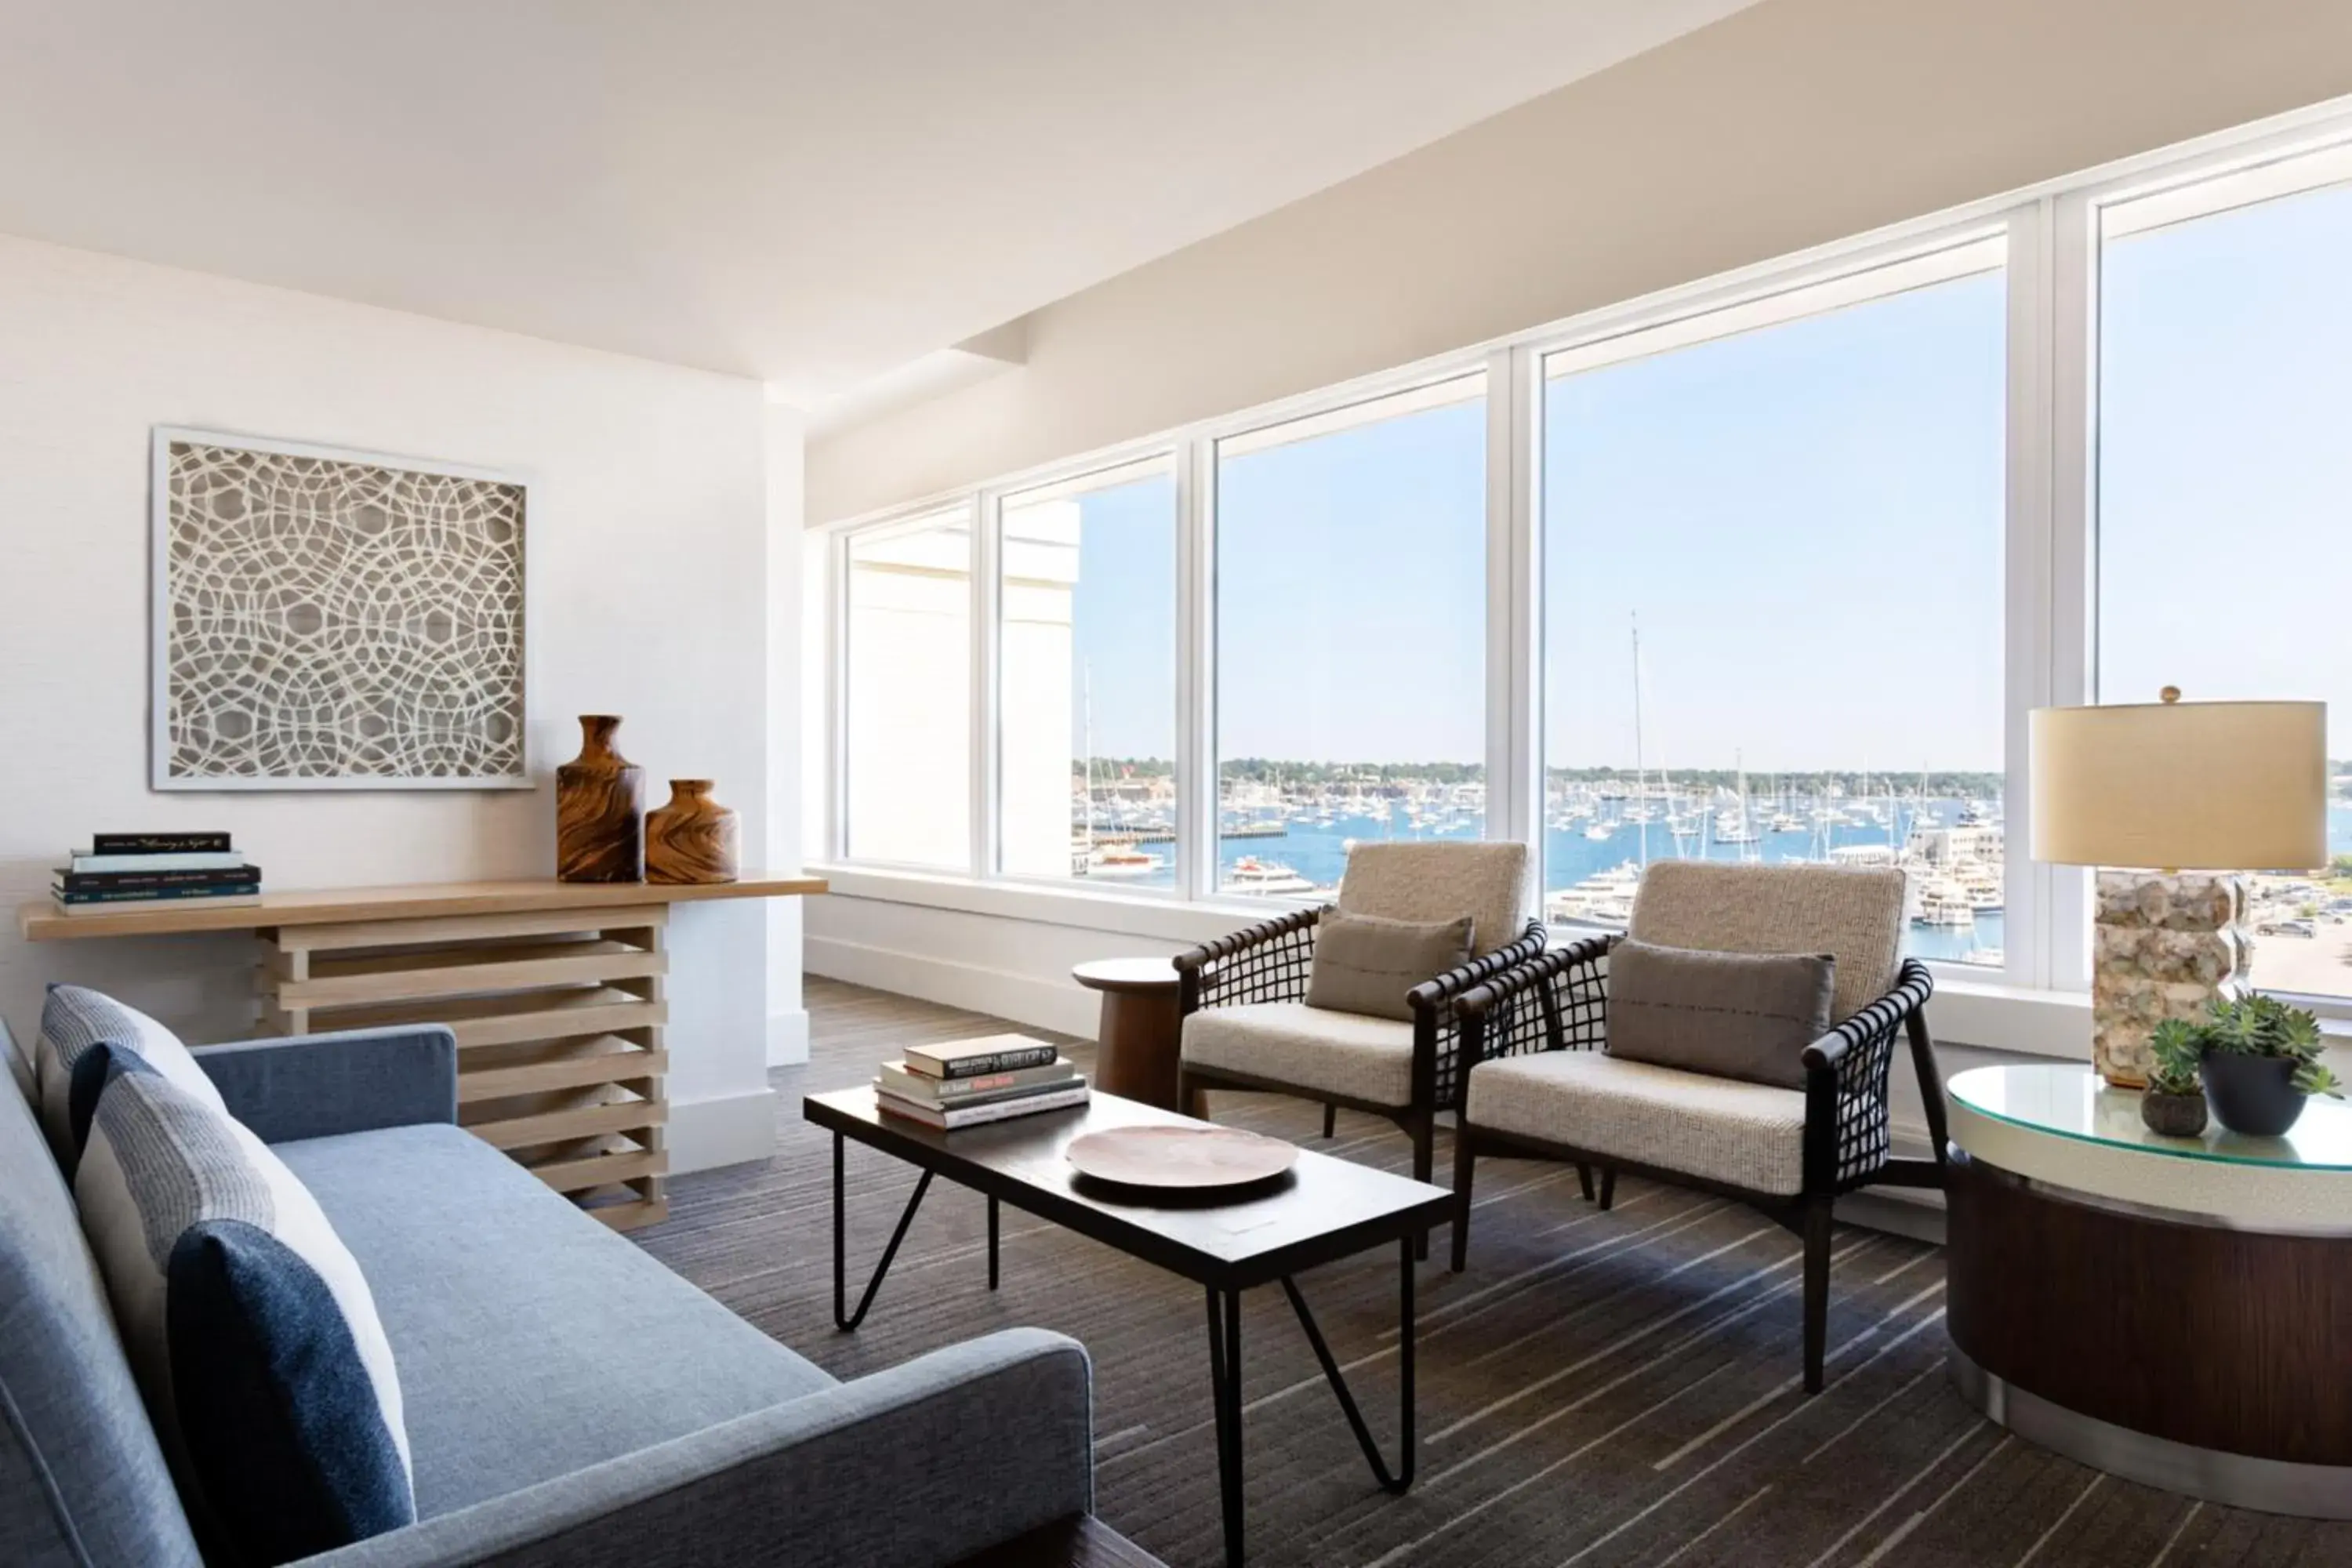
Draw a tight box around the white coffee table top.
[1947,1064,2352,1235]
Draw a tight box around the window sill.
[811,862,2096,1060]
[1926,975,2089,1060]
[811,863,1296,945]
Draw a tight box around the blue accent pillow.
[71,1064,415,1564]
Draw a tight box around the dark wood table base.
[1946,1151,2352,1517]
[1072,959,1185,1111]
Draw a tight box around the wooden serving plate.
[1065,1124,1299,1190]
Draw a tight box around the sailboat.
[1075,662,1162,881]
[1629,615,1652,870]
[1714,752,1761,851]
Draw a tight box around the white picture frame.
[151,426,535,791]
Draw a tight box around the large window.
[997,458,1178,887]
[2097,146,2352,1000]
[844,509,971,867]
[1541,244,2009,966]
[1214,376,1487,899]
[818,107,2352,1015]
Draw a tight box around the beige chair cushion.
[1181,1002,1416,1107]
[1465,1051,1807,1196]
[1338,841,1530,958]
[1628,860,1904,1023]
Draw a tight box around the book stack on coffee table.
[874,1033,1087,1129]
[51,833,261,916]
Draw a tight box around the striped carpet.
[637,979,2350,1567]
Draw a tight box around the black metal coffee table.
[803,1087,1451,1567]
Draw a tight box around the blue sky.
[2100,179,2352,757]
[1065,175,2352,768]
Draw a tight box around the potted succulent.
[2154,994,2343,1138]
[2139,1020,2209,1138]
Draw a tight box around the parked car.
[2258,919,2317,938]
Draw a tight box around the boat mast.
[1632,613,1648,869]
[1735,749,1756,862]
[1081,661,1096,857]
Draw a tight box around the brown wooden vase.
[556,715,644,882]
[646,779,739,885]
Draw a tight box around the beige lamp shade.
[2030,696,2327,870]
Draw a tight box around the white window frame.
[987,450,1185,898]
[1203,368,1494,902]
[833,499,982,875]
[811,93,2352,1047]
[2064,114,2352,1017]
[1519,223,2017,985]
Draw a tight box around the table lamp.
[2030,689,2327,1087]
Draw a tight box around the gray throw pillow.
[1606,939,1835,1089]
[1305,911,1475,1022]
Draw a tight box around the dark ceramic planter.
[2140,1090,2209,1138]
[2201,1052,2307,1138]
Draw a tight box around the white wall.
[0,231,793,1174]
[808,0,2352,521]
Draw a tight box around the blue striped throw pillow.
[73,1054,416,1564]
[34,984,227,1171]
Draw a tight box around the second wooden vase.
[556,715,645,882]
[647,779,739,884]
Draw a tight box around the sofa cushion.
[1628,861,1905,1025]
[1337,841,1530,958]
[0,1021,205,1568]
[74,1056,415,1564]
[1305,911,1473,1021]
[34,985,226,1172]
[275,1123,835,1519]
[1606,940,1834,1089]
[1181,1002,1417,1107]
[1465,1051,1807,1196]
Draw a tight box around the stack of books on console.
[873,1033,1088,1130]
[52,833,262,916]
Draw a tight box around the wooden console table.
[20,877,825,1232]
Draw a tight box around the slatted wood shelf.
[459,1040,670,1103]
[290,987,669,1052]
[463,1091,666,1152]
[20,876,825,1236]
[270,938,668,1010]
[250,902,681,1231]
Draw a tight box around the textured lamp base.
[2092,871,2249,1088]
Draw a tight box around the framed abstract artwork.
[151,428,532,790]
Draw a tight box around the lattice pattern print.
[157,435,527,787]
[1420,920,1551,1107]
[1186,907,1323,1011]
[1823,959,1936,1190]
[1455,933,1611,1074]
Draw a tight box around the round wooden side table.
[1944,1063,2352,1519]
[1072,957,1184,1112]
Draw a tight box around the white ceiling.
[0,1,1757,404]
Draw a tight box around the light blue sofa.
[0,1018,1107,1567]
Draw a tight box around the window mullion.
[2002,199,2056,993]
[1178,435,1216,901]
[1488,346,1541,912]
[826,528,848,862]
[971,492,999,881]
[2046,191,2100,993]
